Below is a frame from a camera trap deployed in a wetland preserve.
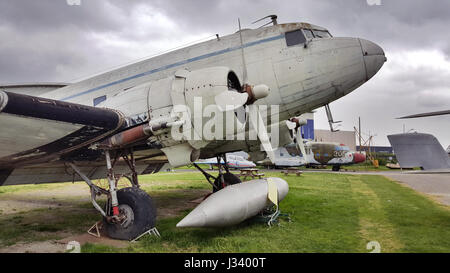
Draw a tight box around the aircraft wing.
[0,91,126,184]
[398,110,450,119]
[387,133,450,170]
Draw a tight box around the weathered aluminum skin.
[42,23,382,120]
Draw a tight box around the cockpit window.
[285,29,306,46]
[312,30,332,38]
[303,29,314,40]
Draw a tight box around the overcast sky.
[1,0,449,148]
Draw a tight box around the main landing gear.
[69,149,156,240]
[193,153,241,193]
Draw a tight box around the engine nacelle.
[99,67,246,167]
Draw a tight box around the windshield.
[312,29,332,38]
[302,29,314,39]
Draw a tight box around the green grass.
[1,172,449,253]
[90,172,450,253]
[0,183,67,195]
[0,207,99,247]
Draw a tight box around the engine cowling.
[183,67,248,143]
[99,67,251,167]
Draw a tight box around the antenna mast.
[252,15,278,28]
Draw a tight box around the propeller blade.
[248,105,275,162]
[214,91,248,112]
[397,110,450,119]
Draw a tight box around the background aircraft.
[0,18,385,239]
[195,153,256,169]
[388,109,450,171]
[260,141,366,171]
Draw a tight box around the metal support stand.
[193,163,218,190]
[194,153,231,191]
[216,155,225,188]
[87,221,103,238]
[131,227,161,242]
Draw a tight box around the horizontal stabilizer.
[398,110,450,119]
[388,133,450,170]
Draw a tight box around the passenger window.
[303,29,314,40]
[93,95,106,106]
[285,30,306,46]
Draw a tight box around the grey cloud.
[2,0,450,82]
[0,0,449,146]
[0,0,124,33]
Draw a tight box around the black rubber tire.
[103,187,156,240]
[213,172,242,192]
[332,165,341,172]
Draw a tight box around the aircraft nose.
[359,38,387,80]
[353,152,366,164]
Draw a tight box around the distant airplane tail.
[387,133,450,170]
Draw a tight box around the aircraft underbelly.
[0,163,152,186]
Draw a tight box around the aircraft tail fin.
[387,133,450,170]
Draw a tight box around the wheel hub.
[118,204,134,228]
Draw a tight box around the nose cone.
[359,39,387,80]
[353,152,366,164]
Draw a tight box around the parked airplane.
[0,18,385,239]
[195,154,256,169]
[261,141,366,171]
[259,147,304,167]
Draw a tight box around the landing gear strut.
[69,149,156,240]
[193,153,241,192]
[332,165,341,172]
